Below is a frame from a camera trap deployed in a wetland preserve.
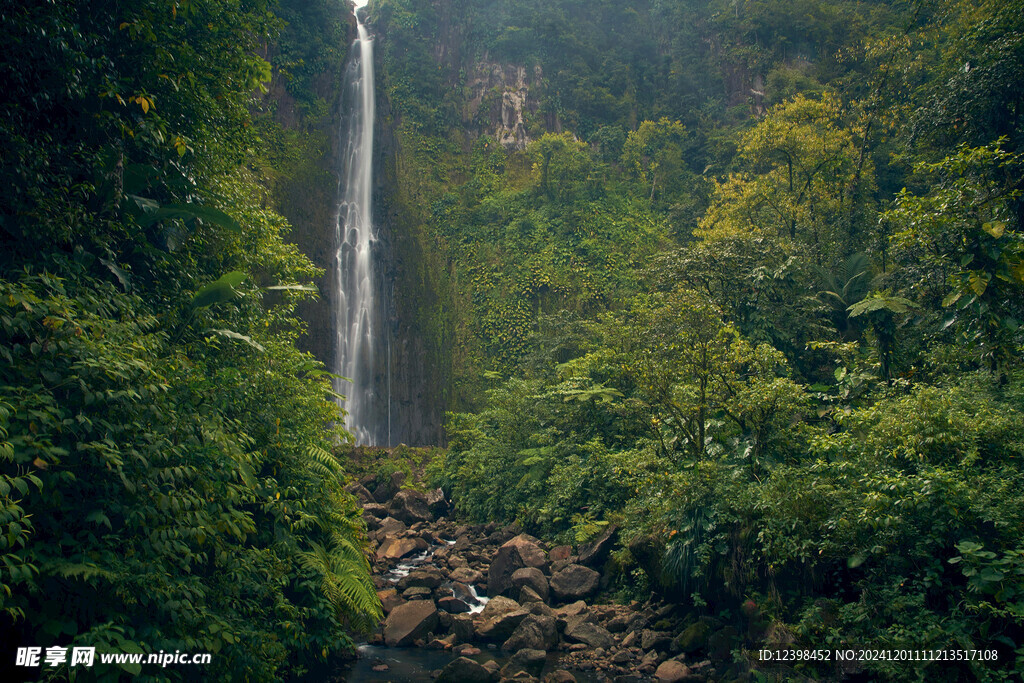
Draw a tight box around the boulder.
[502,614,558,652]
[563,621,614,649]
[450,567,484,585]
[654,659,692,683]
[578,524,618,568]
[451,581,479,605]
[641,630,673,653]
[389,489,432,524]
[397,569,445,591]
[372,471,406,504]
[345,482,375,505]
[376,588,403,614]
[375,536,420,561]
[383,600,439,647]
[427,633,456,650]
[510,567,549,602]
[478,596,521,622]
[674,621,711,654]
[438,596,471,614]
[377,517,407,536]
[549,564,600,601]
[500,648,547,678]
[477,608,530,642]
[426,488,450,517]
[488,534,549,598]
[545,670,577,683]
[449,613,476,642]
[435,656,493,683]
[519,585,544,604]
[549,545,572,562]
[401,586,432,600]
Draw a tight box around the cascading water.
[333,12,384,445]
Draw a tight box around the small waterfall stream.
[333,12,385,445]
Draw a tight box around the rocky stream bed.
[340,472,764,683]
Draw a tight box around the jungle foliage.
[0,0,379,680]
[369,0,1024,678]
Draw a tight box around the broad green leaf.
[206,328,265,352]
[265,284,317,292]
[190,272,247,309]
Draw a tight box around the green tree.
[699,93,872,262]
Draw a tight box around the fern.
[306,443,344,484]
[298,539,382,633]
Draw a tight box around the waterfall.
[333,14,382,445]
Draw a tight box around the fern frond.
[298,539,382,633]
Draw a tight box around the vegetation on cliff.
[370,0,1024,678]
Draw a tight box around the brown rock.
[549,545,572,562]
[500,648,547,678]
[435,656,493,683]
[502,614,558,652]
[397,568,445,590]
[427,634,456,650]
[578,524,618,568]
[519,585,544,604]
[654,659,691,683]
[401,586,432,600]
[479,596,521,622]
[510,567,549,602]
[372,471,405,503]
[345,482,375,505]
[383,600,439,647]
[477,608,530,642]
[362,502,389,518]
[389,489,432,524]
[488,534,549,597]
[449,613,476,642]
[438,596,471,614]
[377,517,407,536]
[451,566,484,585]
[375,536,420,561]
[377,588,404,614]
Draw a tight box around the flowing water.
[333,15,385,445]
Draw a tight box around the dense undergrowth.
[0,0,379,680]
[369,0,1024,678]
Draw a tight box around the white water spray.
[333,14,381,444]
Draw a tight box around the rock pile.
[349,473,749,682]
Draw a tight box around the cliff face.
[465,60,543,150]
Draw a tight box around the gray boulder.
[500,648,547,678]
[435,656,493,683]
[510,567,549,602]
[563,621,614,649]
[388,489,432,524]
[549,564,600,601]
[502,614,558,652]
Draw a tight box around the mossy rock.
[674,620,712,653]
